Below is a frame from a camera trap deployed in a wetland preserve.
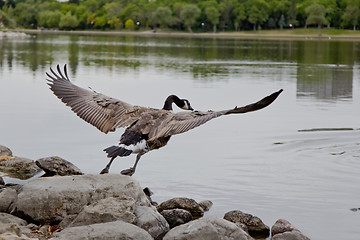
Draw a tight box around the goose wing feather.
[46,64,147,133]
[149,89,282,140]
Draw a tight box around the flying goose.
[46,65,282,175]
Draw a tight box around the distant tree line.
[0,0,360,32]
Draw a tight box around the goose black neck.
[163,95,183,110]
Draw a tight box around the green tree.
[342,0,360,30]
[153,6,173,29]
[278,14,286,29]
[0,9,16,28]
[246,0,270,30]
[94,14,107,29]
[205,6,220,32]
[305,3,328,36]
[13,0,39,28]
[125,18,135,30]
[180,4,201,32]
[121,3,142,24]
[233,4,246,31]
[37,11,62,28]
[219,0,236,31]
[59,12,79,30]
[288,0,298,28]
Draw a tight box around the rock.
[0,31,31,39]
[224,210,269,238]
[271,219,310,240]
[163,217,254,240]
[0,157,41,179]
[0,223,22,237]
[199,200,213,211]
[35,156,83,176]
[0,177,4,185]
[157,197,204,219]
[53,220,154,240]
[160,209,192,228]
[11,174,141,223]
[38,224,50,234]
[0,145,12,157]
[135,205,169,240]
[0,187,18,213]
[11,174,169,238]
[0,213,27,226]
[70,196,137,227]
[272,231,310,240]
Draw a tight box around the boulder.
[10,174,169,238]
[135,205,169,239]
[0,157,41,179]
[0,145,12,157]
[0,177,4,186]
[0,223,22,238]
[157,197,204,219]
[53,220,154,240]
[69,196,137,227]
[0,188,18,213]
[160,209,192,228]
[224,210,269,238]
[0,213,27,226]
[271,219,310,240]
[163,217,254,240]
[35,156,83,176]
[199,200,213,212]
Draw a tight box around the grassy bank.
[14,28,360,40]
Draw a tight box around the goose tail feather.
[104,146,132,158]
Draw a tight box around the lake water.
[1,33,359,239]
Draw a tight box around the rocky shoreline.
[0,31,32,39]
[0,145,310,240]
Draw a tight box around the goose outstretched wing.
[46,65,147,133]
[149,89,282,140]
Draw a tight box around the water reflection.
[0,34,359,101]
[297,65,353,100]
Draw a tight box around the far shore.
[13,28,360,41]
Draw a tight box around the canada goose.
[46,65,282,175]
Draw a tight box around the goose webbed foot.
[121,167,135,176]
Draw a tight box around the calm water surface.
[1,34,359,239]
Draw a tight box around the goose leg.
[100,156,116,174]
[121,153,143,176]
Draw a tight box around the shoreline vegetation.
[9,28,360,41]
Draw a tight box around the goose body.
[46,65,282,175]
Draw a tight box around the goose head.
[163,95,194,111]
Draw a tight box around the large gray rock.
[0,223,22,238]
[35,156,83,176]
[157,197,204,219]
[0,145,12,157]
[12,174,144,223]
[11,174,169,239]
[0,188,18,213]
[271,219,310,240]
[163,217,254,240]
[135,205,169,240]
[54,220,154,240]
[160,209,193,228]
[198,200,213,212]
[0,213,27,226]
[0,157,41,179]
[224,210,269,237]
[70,196,137,227]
